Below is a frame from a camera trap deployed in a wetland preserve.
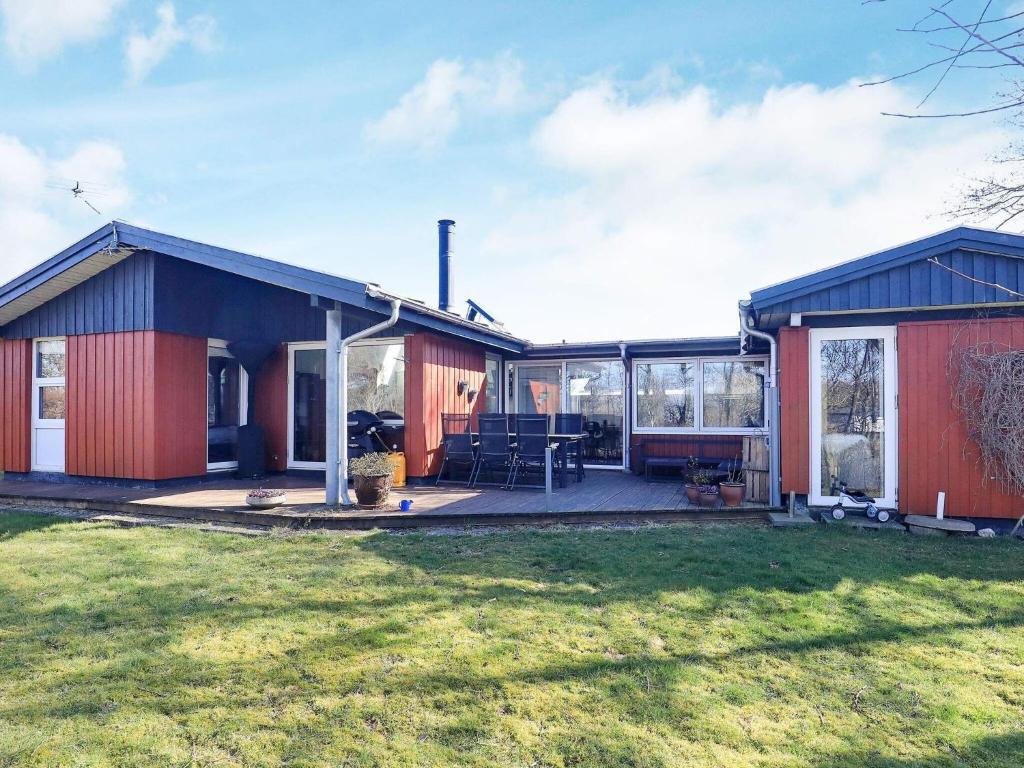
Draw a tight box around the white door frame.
[809,326,898,508]
[511,359,628,470]
[31,336,66,473]
[206,340,248,472]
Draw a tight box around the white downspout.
[739,301,781,508]
[325,289,402,507]
[619,342,630,473]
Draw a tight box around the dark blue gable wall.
[756,248,1024,327]
[1,251,155,339]
[152,256,416,342]
[1,251,414,343]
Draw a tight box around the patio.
[0,471,779,530]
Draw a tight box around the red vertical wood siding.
[253,343,288,472]
[897,318,1024,520]
[152,333,207,479]
[405,332,487,477]
[778,325,810,494]
[66,331,206,480]
[0,339,31,472]
[628,435,743,474]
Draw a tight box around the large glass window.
[702,361,765,429]
[348,343,405,418]
[636,362,695,429]
[290,340,405,466]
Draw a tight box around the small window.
[38,385,66,420]
[702,361,765,429]
[635,362,695,429]
[484,356,501,413]
[36,340,65,379]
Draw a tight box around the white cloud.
[478,77,1004,342]
[365,54,526,150]
[0,134,131,281]
[125,2,216,84]
[1,0,123,66]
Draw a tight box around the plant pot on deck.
[245,490,287,509]
[349,453,396,509]
[719,481,744,508]
[697,486,720,508]
[684,483,701,505]
[353,474,393,509]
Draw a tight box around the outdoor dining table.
[544,433,587,488]
[472,432,587,488]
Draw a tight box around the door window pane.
[517,366,561,424]
[702,361,765,429]
[293,349,327,463]
[635,362,695,429]
[566,360,624,465]
[208,350,241,465]
[484,356,501,414]
[820,338,884,496]
[38,386,65,420]
[36,340,65,378]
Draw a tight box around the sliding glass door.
[810,327,897,508]
[513,360,626,468]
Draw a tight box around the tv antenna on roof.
[45,178,105,215]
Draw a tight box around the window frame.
[632,355,769,435]
[286,337,406,470]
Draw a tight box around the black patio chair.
[473,414,517,488]
[510,414,562,490]
[554,412,585,481]
[435,413,477,486]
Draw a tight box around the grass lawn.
[0,513,1022,767]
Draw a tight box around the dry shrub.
[949,337,1024,496]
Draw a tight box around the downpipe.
[739,301,781,507]
[332,290,402,506]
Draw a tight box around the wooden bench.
[638,437,743,482]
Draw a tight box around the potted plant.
[682,457,701,504]
[246,488,287,509]
[719,463,745,507]
[349,452,394,508]
[693,470,719,507]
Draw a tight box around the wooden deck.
[0,471,779,530]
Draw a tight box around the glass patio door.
[565,360,625,466]
[809,327,897,508]
[513,360,626,469]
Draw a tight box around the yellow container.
[387,452,406,487]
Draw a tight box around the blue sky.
[0,1,1012,341]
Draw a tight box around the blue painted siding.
[756,248,1024,326]
[1,252,155,339]
[152,255,419,343]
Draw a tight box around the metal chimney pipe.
[438,219,455,312]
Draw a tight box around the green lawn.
[0,513,1021,767]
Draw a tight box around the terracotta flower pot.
[698,487,719,507]
[719,482,745,508]
[684,483,701,505]
[353,474,392,508]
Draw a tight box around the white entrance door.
[31,338,66,473]
[809,327,897,508]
